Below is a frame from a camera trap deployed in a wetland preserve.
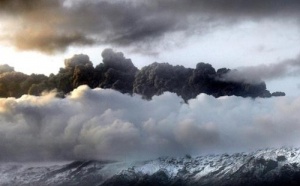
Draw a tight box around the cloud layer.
[0,85,299,161]
[1,0,300,53]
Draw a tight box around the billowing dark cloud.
[0,48,276,100]
[1,0,300,53]
[0,0,94,53]
[0,85,298,161]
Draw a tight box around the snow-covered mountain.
[1,147,300,186]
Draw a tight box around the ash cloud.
[1,0,300,53]
[0,85,298,161]
[0,48,279,100]
[12,31,94,54]
[223,55,300,83]
[0,0,60,12]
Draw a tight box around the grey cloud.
[0,0,60,12]
[222,55,300,83]
[0,85,299,161]
[1,0,300,53]
[12,31,94,54]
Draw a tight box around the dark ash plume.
[0,49,283,100]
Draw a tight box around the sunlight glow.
[0,46,63,75]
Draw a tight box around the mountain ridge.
[1,147,300,186]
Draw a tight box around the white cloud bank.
[0,85,299,161]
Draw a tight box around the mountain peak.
[1,147,300,186]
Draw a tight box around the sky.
[0,0,300,95]
[1,0,300,161]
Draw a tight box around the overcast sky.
[0,0,300,95]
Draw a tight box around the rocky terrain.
[1,148,300,186]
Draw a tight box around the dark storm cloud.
[1,0,300,53]
[12,30,94,54]
[0,0,59,12]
